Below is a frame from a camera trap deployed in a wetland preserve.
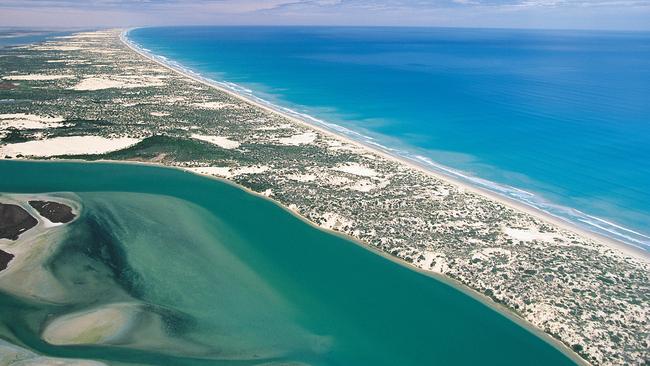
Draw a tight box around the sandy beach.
[120,29,647,263]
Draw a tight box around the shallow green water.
[0,160,577,366]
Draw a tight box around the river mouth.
[0,160,578,366]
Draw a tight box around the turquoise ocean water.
[127,27,650,250]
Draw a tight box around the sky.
[0,0,649,30]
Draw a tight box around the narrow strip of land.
[0,29,648,365]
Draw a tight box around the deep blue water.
[128,26,650,250]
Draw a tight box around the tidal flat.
[0,160,580,366]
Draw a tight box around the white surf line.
[120,28,649,254]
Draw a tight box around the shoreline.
[0,158,590,366]
[2,29,647,366]
[120,28,648,262]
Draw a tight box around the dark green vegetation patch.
[0,203,37,240]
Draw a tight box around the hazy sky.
[1,0,649,30]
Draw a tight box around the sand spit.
[0,28,645,365]
[0,136,141,157]
[191,134,241,149]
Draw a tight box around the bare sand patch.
[188,165,269,179]
[319,212,354,231]
[256,123,293,131]
[32,45,83,51]
[286,173,316,182]
[504,227,557,242]
[0,113,68,130]
[348,179,390,192]
[333,162,378,177]
[276,132,317,146]
[0,136,141,157]
[3,74,72,81]
[191,134,240,149]
[192,101,235,110]
[71,76,164,91]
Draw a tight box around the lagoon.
[0,160,578,365]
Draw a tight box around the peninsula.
[0,29,648,366]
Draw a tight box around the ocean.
[0,160,578,365]
[127,26,650,250]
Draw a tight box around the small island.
[29,200,76,223]
[0,202,37,240]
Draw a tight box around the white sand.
[43,303,136,346]
[164,96,187,104]
[256,123,292,131]
[348,179,390,192]
[0,136,141,157]
[319,212,354,231]
[276,132,317,146]
[72,78,126,91]
[71,76,164,91]
[333,162,378,177]
[286,173,317,182]
[324,175,352,186]
[61,32,112,39]
[191,134,240,149]
[188,165,269,179]
[192,101,234,110]
[3,74,72,81]
[504,227,557,242]
[0,113,68,130]
[150,112,170,117]
[188,167,232,177]
[33,45,83,51]
[46,59,88,65]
